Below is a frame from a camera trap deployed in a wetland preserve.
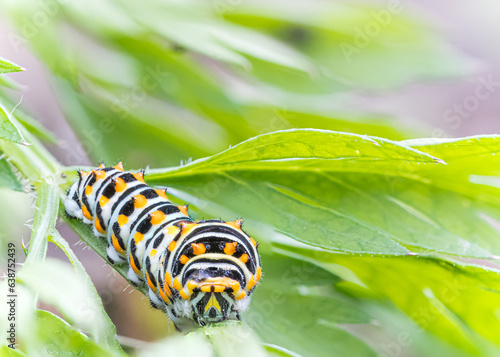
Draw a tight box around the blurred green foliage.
[1,1,500,357]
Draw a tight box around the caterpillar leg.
[148,289,163,309]
[127,266,143,286]
[106,245,126,265]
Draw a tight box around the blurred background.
[1,0,499,344]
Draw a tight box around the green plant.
[1,1,500,356]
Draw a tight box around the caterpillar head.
[167,220,262,328]
[174,260,251,325]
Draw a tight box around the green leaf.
[0,113,60,181]
[25,182,59,265]
[18,259,120,349]
[0,156,22,191]
[203,323,269,357]
[141,130,439,255]
[138,332,213,357]
[57,194,149,295]
[49,230,124,354]
[277,245,500,355]
[138,323,269,357]
[245,252,377,357]
[223,2,473,90]
[145,130,500,258]
[0,103,29,145]
[32,310,117,357]
[0,57,24,74]
[0,75,21,89]
[0,91,58,144]
[0,345,26,356]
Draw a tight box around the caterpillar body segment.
[64,163,262,330]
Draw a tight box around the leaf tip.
[434,158,447,165]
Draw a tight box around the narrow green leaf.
[0,345,26,356]
[49,230,124,354]
[0,156,22,191]
[18,259,122,353]
[25,182,59,264]
[0,57,24,74]
[0,75,21,89]
[0,103,29,145]
[0,91,58,144]
[32,310,117,357]
[57,196,149,295]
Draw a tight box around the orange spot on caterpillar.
[82,205,92,220]
[164,271,172,286]
[213,285,225,293]
[167,225,179,236]
[255,266,262,282]
[180,255,189,264]
[191,243,206,255]
[85,185,93,195]
[227,219,242,230]
[114,177,126,192]
[94,217,105,234]
[134,194,147,209]
[200,285,212,293]
[239,254,249,263]
[99,196,109,207]
[163,283,172,299]
[179,289,190,300]
[178,205,189,216]
[146,272,157,292]
[158,282,169,303]
[155,188,168,199]
[94,170,106,180]
[118,214,128,226]
[114,162,124,171]
[246,276,256,290]
[180,221,195,233]
[235,291,247,300]
[168,240,176,252]
[173,277,182,291]
[250,237,258,248]
[150,210,166,225]
[224,242,237,256]
[186,280,198,292]
[112,234,125,254]
[134,232,144,243]
[129,253,141,275]
[132,171,144,182]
